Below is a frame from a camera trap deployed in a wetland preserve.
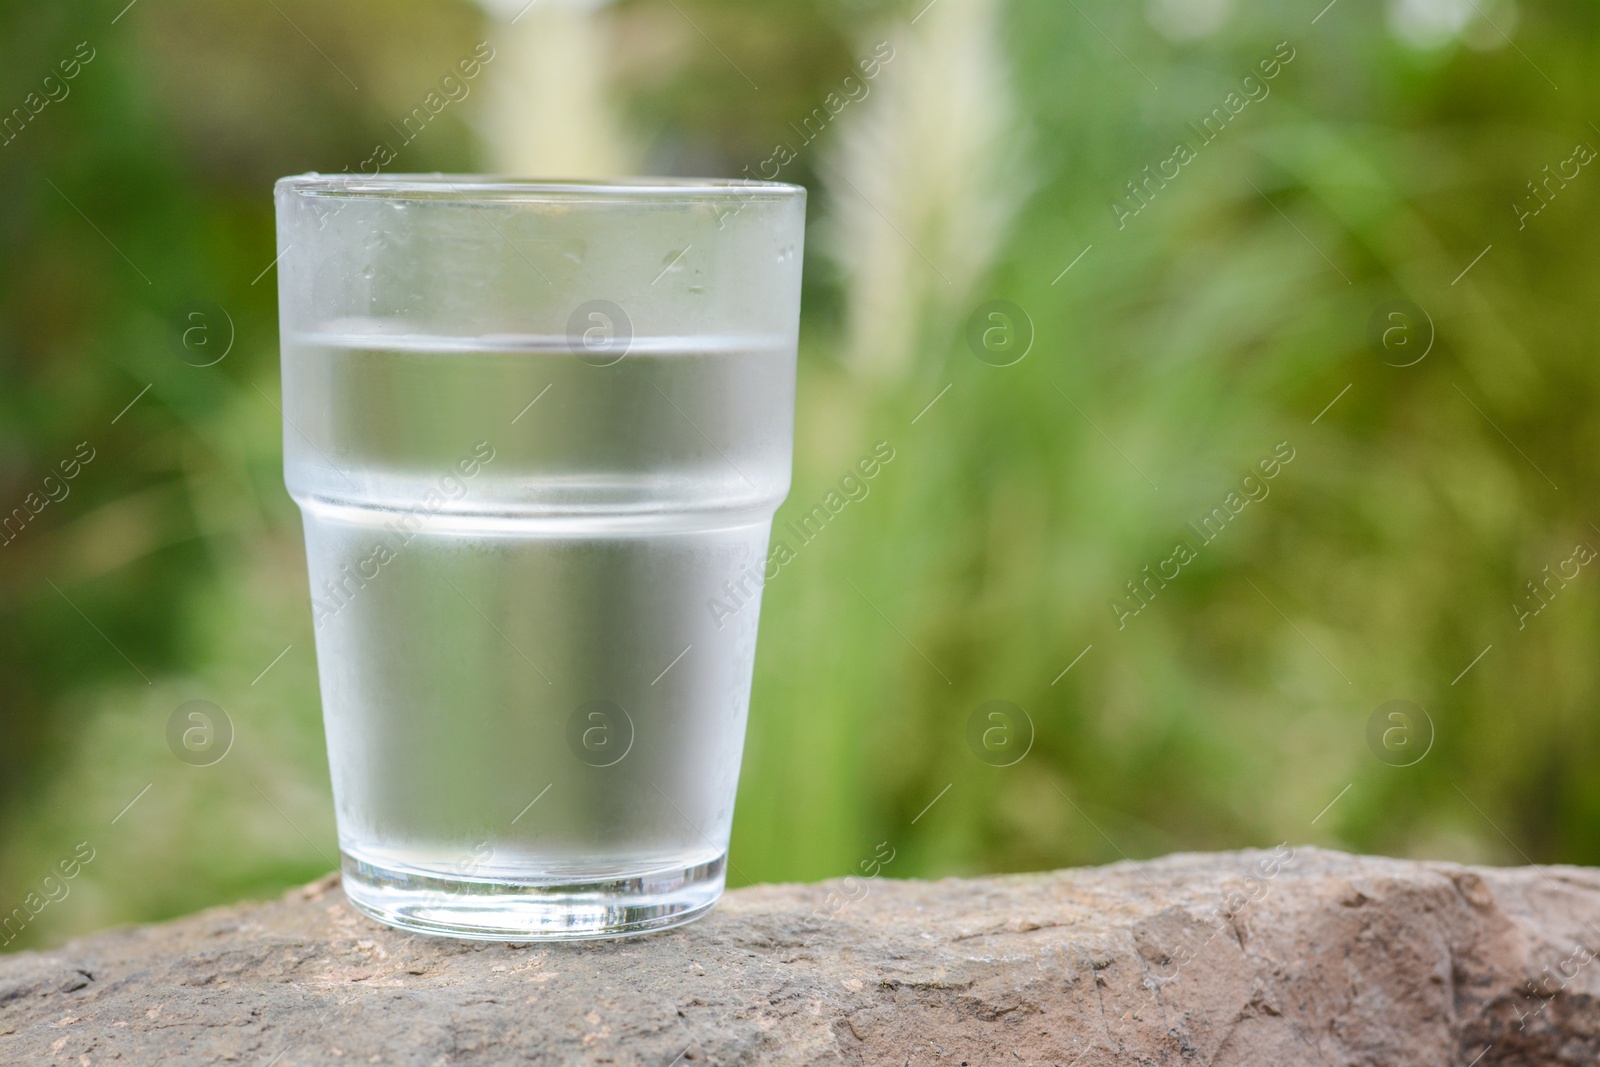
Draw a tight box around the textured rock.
[3,848,1600,1065]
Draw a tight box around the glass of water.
[273,175,805,940]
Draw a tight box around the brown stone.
[3,848,1599,1064]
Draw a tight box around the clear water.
[282,329,793,896]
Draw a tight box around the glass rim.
[275,173,806,203]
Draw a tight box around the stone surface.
[3,848,1600,1065]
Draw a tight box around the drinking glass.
[273,175,805,939]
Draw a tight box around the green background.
[3,0,1597,950]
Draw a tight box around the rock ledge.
[3,848,1600,1065]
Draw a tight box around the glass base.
[339,850,726,941]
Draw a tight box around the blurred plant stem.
[475,0,636,177]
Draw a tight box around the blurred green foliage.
[4,0,1600,950]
